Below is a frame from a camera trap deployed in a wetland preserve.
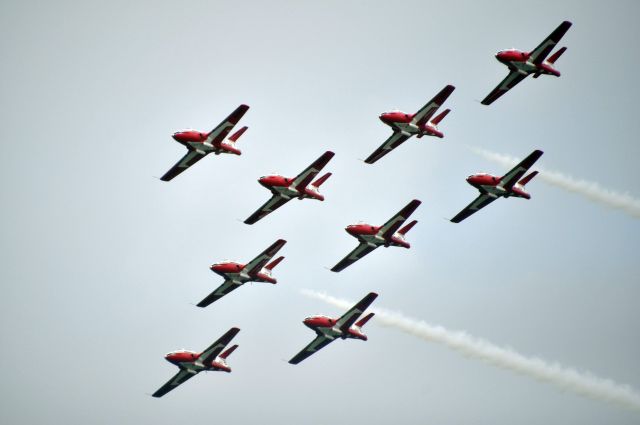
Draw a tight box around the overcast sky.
[1,1,639,424]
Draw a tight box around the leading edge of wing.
[450,193,498,223]
[335,292,378,332]
[364,131,411,164]
[481,71,528,105]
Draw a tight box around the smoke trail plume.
[301,289,640,413]
[468,147,640,218]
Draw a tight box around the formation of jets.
[152,20,573,397]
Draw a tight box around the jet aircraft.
[365,85,455,164]
[244,151,335,224]
[196,239,287,307]
[481,21,572,105]
[289,292,377,365]
[160,104,249,181]
[450,150,543,223]
[152,327,240,398]
[331,200,421,272]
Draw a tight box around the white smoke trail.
[301,289,640,413]
[468,146,640,218]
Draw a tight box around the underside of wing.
[330,242,378,273]
[244,194,291,225]
[288,335,334,365]
[335,292,378,332]
[364,131,411,164]
[198,327,241,366]
[243,239,287,276]
[196,280,242,308]
[481,71,528,105]
[291,151,335,191]
[152,369,197,398]
[450,193,498,223]
[500,150,544,190]
[413,85,456,126]
[160,149,206,181]
[205,104,250,146]
[379,199,422,240]
[529,21,572,64]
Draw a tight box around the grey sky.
[1,1,639,424]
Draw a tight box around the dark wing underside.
[244,194,291,225]
[364,131,411,164]
[288,335,334,365]
[152,369,197,398]
[196,280,242,307]
[450,193,498,223]
[481,71,528,105]
[330,242,378,272]
[160,149,206,181]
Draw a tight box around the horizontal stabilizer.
[220,344,238,359]
[430,109,450,125]
[228,126,248,142]
[518,171,538,186]
[398,220,417,235]
[265,256,284,270]
[355,312,375,328]
[312,172,332,188]
[547,46,566,64]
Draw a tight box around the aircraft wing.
[152,368,198,398]
[242,239,287,276]
[244,194,291,225]
[450,193,499,223]
[198,327,241,366]
[335,292,378,332]
[379,199,422,241]
[204,104,250,145]
[330,242,378,272]
[481,70,528,105]
[288,334,335,365]
[291,151,335,191]
[196,280,242,307]
[160,149,206,182]
[364,131,411,164]
[529,21,572,64]
[412,85,456,126]
[500,150,543,190]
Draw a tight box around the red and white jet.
[481,21,572,105]
[365,85,455,164]
[289,292,377,365]
[152,327,240,398]
[160,104,249,181]
[244,151,335,224]
[450,150,543,223]
[196,239,287,307]
[331,199,421,272]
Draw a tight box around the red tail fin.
[220,344,238,359]
[355,312,374,328]
[312,172,332,188]
[265,256,284,270]
[547,47,566,64]
[430,109,450,125]
[518,171,538,186]
[398,220,417,235]
[228,126,248,142]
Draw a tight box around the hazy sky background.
[1,1,639,424]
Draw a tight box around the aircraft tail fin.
[265,256,284,270]
[398,220,417,235]
[355,312,375,328]
[547,47,566,64]
[228,126,248,142]
[311,172,332,188]
[220,344,238,359]
[518,171,538,186]
[430,109,450,126]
